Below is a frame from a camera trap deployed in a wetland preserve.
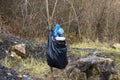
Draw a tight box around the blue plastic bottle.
[53,24,64,37]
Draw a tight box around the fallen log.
[66,54,118,80]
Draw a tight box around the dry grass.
[0,57,49,79]
[0,41,120,80]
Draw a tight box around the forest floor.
[0,40,120,80]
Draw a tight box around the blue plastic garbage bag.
[46,30,68,69]
[53,24,64,37]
